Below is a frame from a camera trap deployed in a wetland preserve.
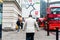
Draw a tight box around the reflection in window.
[51,8,60,14]
[50,18,60,20]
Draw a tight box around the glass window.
[51,8,60,14]
[50,18,60,20]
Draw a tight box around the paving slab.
[2,28,57,40]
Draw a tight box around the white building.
[2,0,22,30]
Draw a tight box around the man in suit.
[23,15,39,40]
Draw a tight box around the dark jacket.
[16,21,20,26]
[16,20,23,28]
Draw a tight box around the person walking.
[19,15,23,30]
[23,15,39,40]
[16,19,20,32]
[16,14,23,32]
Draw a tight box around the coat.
[23,17,39,33]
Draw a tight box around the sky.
[44,0,60,3]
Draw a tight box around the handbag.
[16,24,18,30]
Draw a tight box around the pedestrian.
[23,15,39,40]
[16,19,20,32]
[19,15,23,30]
[16,14,23,32]
[22,17,25,22]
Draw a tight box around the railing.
[47,26,59,40]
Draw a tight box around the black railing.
[56,27,59,40]
[47,27,59,40]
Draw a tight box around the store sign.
[29,0,32,2]
[35,11,38,15]
[35,2,40,4]
[21,0,40,17]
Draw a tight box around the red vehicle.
[46,7,60,30]
[38,18,45,27]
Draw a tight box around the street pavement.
[2,28,58,40]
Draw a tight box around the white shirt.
[23,17,39,33]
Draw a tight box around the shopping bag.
[16,24,18,30]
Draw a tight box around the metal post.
[47,23,49,36]
[56,27,59,40]
[0,24,2,38]
[46,0,50,36]
[47,0,49,7]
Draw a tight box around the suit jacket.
[23,17,39,33]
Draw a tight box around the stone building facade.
[2,0,22,30]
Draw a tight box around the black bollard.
[56,27,59,40]
[47,23,49,36]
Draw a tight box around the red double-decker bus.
[46,7,60,30]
